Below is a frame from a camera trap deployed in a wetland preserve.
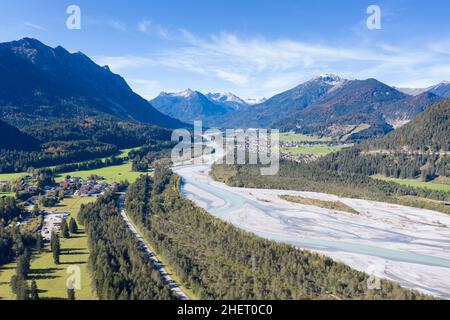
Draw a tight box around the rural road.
[117,192,189,300]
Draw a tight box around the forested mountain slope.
[0,119,39,151]
[318,99,450,181]
[0,38,184,129]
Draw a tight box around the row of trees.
[10,249,39,300]
[0,140,118,174]
[0,197,42,300]
[124,169,427,300]
[318,147,449,182]
[0,196,25,226]
[78,190,176,300]
[211,159,450,213]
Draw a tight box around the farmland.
[54,162,143,184]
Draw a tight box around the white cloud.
[24,21,46,31]
[138,20,170,39]
[93,55,154,70]
[109,20,126,32]
[94,29,450,98]
[138,20,151,33]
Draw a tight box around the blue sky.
[1,0,450,99]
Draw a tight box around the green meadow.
[0,197,96,300]
[54,162,144,184]
[280,132,332,143]
[0,148,141,183]
[372,175,450,192]
[281,145,350,156]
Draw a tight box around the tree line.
[211,160,450,214]
[78,188,175,300]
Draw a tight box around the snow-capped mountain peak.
[244,97,267,105]
[174,88,197,98]
[313,74,344,85]
[435,80,450,87]
[207,92,245,103]
[206,92,249,110]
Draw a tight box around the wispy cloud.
[128,79,165,100]
[138,20,169,39]
[138,20,151,33]
[109,20,127,32]
[24,21,46,31]
[95,29,450,98]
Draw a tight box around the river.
[172,147,450,298]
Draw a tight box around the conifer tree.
[69,218,78,234]
[61,218,70,238]
[67,288,75,300]
[30,280,39,300]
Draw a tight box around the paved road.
[117,192,189,300]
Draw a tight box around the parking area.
[41,212,70,241]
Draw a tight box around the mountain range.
[150,89,237,125]
[367,98,450,152]
[152,74,447,139]
[0,38,184,129]
[1,37,448,146]
[0,38,179,173]
[397,82,450,98]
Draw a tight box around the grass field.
[0,197,96,300]
[372,175,450,192]
[0,192,14,198]
[281,145,350,156]
[0,148,141,183]
[0,172,27,182]
[54,162,144,184]
[280,132,332,143]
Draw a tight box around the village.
[1,173,114,241]
[40,175,113,241]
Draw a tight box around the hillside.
[429,81,450,98]
[0,38,184,129]
[221,74,346,128]
[318,99,450,181]
[218,76,439,140]
[367,98,450,152]
[289,79,407,136]
[0,119,39,151]
[381,92,443,128]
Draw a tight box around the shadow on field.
[61,248,88,256]
[0,266,14,271]
[29,268,60,280]
[30,268,60,275]
[40,297,68,301]
[60,261,87,265]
